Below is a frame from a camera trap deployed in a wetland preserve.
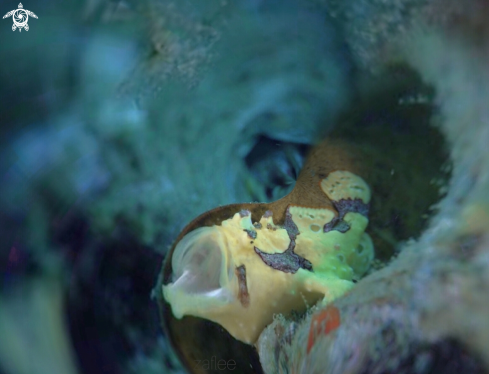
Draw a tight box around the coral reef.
[257,2,489,374]
[1,0,488,373]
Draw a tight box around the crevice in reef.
[327,65,451,265]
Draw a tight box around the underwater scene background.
[1,0,489,373]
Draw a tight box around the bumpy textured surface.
[0,0,351,251]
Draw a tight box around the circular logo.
[12,9,28,28]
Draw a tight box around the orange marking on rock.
[306,305,341,353]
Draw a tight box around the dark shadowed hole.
[244,135,309,201]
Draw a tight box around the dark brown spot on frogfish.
[243,229,257,239]
[323,198,370,233]
[235,265,250,308]
[254,239,313,274]
[239,209,251,217]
